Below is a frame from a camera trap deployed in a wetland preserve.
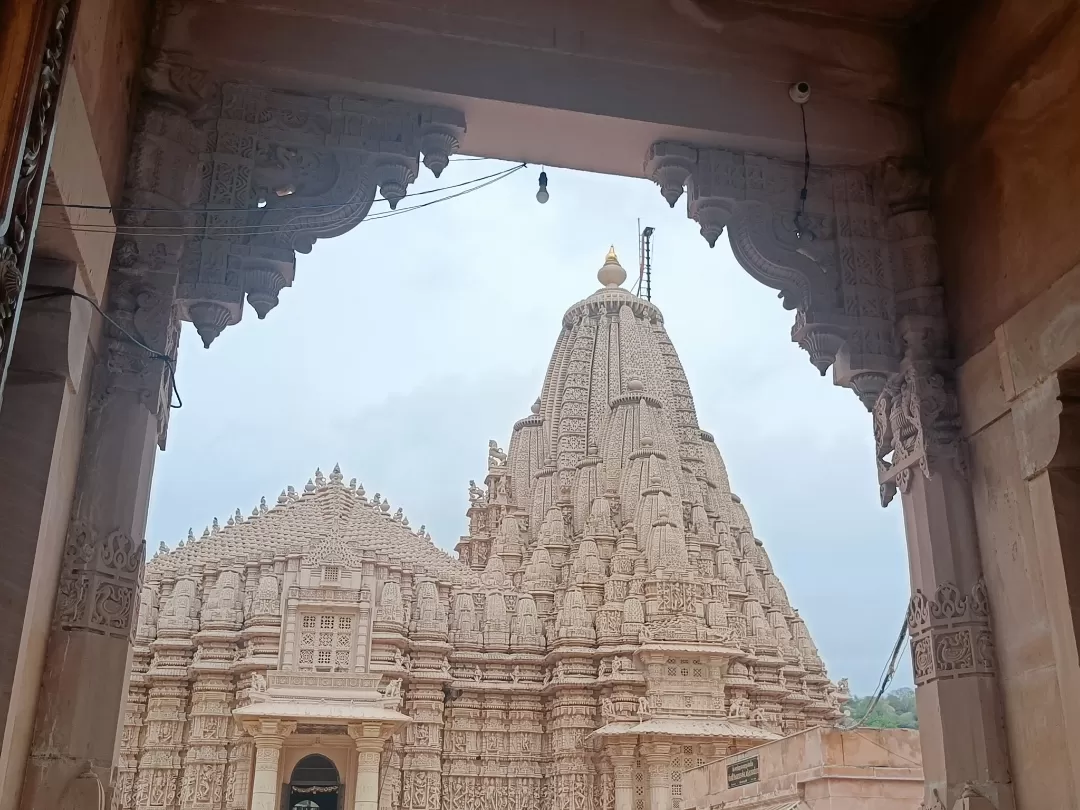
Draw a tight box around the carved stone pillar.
[18,284,178,809]
[242,720,295,810]
[18,91,193,810]
[640,744,671,810]
[348,726,385,810]
[400,679,444,810]
[608,746,635,810]
[875,162,1013,810]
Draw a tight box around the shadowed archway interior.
[288,755,341,810]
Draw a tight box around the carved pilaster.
[401,680,444,810]
[874,163,1012,810]
[640,744,672,810]
[243,720,296,810]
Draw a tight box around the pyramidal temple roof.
[148,465,476,586]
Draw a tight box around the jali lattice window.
[670,745,697,810]
[298,613,354,672]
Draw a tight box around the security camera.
[789,82,811,104]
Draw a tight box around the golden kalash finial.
[598,245,627,288]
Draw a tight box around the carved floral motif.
[907,580,995,686]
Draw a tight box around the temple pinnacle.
[598,245,627,288]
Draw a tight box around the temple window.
[297,612,355,672]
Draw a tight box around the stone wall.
[928,1,1080,363]
[681,727,922,810]
[925,3,1080,807]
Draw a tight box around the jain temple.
[126,249,855,810]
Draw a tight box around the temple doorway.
[288,754,341,810]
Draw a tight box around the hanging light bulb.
[535,170,549,204]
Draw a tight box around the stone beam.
[154,0,918,173]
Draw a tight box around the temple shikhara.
[126,250,850,810]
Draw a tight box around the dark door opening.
[288,754,341,810]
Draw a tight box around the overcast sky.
[146,160,912,695]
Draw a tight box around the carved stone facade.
[125,251,848,810]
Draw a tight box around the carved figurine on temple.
[468,480,486,504]
[488,440,507,467]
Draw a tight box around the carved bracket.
[873,359,966,507]
[645,142,899,407]
[120,61,467,348]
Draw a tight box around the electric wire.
[39,163,525,216]
[20,161,526,411]
[840,609,910,730]
[36,163,524,238]
[22,286,183,409]
[794,103,811,240]
[35,164,527,239]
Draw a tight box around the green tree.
[843,688,918,729]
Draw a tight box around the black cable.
[39,163,529,239]
[842,609,909,729]
[360,164,526,221]
[794,103,811,241]
[40,164,523,215]
[23,287,182,409]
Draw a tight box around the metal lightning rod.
[641,225,655,301]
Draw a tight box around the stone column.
[876,161,1013,810]
[244,720,295,810]
[640,743,671,810]
[17,89,194,810]
[608,745,635,810]
[18,275,178,810]
[349,725,386,810]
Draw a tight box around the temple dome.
[148,466,475,586]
